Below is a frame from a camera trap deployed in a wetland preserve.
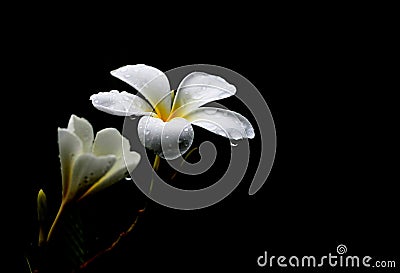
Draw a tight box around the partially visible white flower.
[58,114,140,202]
[90,64,255,160]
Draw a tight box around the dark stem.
[77,213,142,272]
[76,155,161,272]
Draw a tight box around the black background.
[13,6,398,273]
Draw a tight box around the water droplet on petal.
[130,116,136,120]
[184,128,189,132]
[192,92,204,99]
[228,129,243,140]
[165,135,169,139]
[216,129,227,137]
[208,124,217,131]
[234,119,242,126]
[145,130,150,135]
[246,127,255,138]
[230,141,238,147]
[204,108,218,115]
[125,177,132,181]
[218,93,228,99]
[124,74,131,78]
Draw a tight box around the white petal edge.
[111,65,172,120]
[90,90,154,117]
[92,128,127,157]
[58,128,83,198]
[183,107,255,140]
[66,153,116,202]
[67,115,94,152]
[169,72,236,118]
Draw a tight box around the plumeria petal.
[90,90,154,117]
[137,116,194,160]
[137,116,163,155]
[92,128,126,157]
[82,153,140,199]
[67,115,94,152]
[184,107,255,140]
[169,72,236,118]
[81,128,141,199]
[111,65,171,120]
[58,128,83,198]
[66,153,116,202]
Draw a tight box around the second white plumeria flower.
[48,114,141,242]
[59,115,141,202]
[90,64,255,160]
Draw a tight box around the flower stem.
[153,155,161,172]
[149,155,161,193]
[79,213,142,271]
[24,256,33,273]
[46,201,66,242]
[170,147,198,180]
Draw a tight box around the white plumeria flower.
[90,64,255,160]
[58,115,141,202]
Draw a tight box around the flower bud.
[37,189,47,246]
